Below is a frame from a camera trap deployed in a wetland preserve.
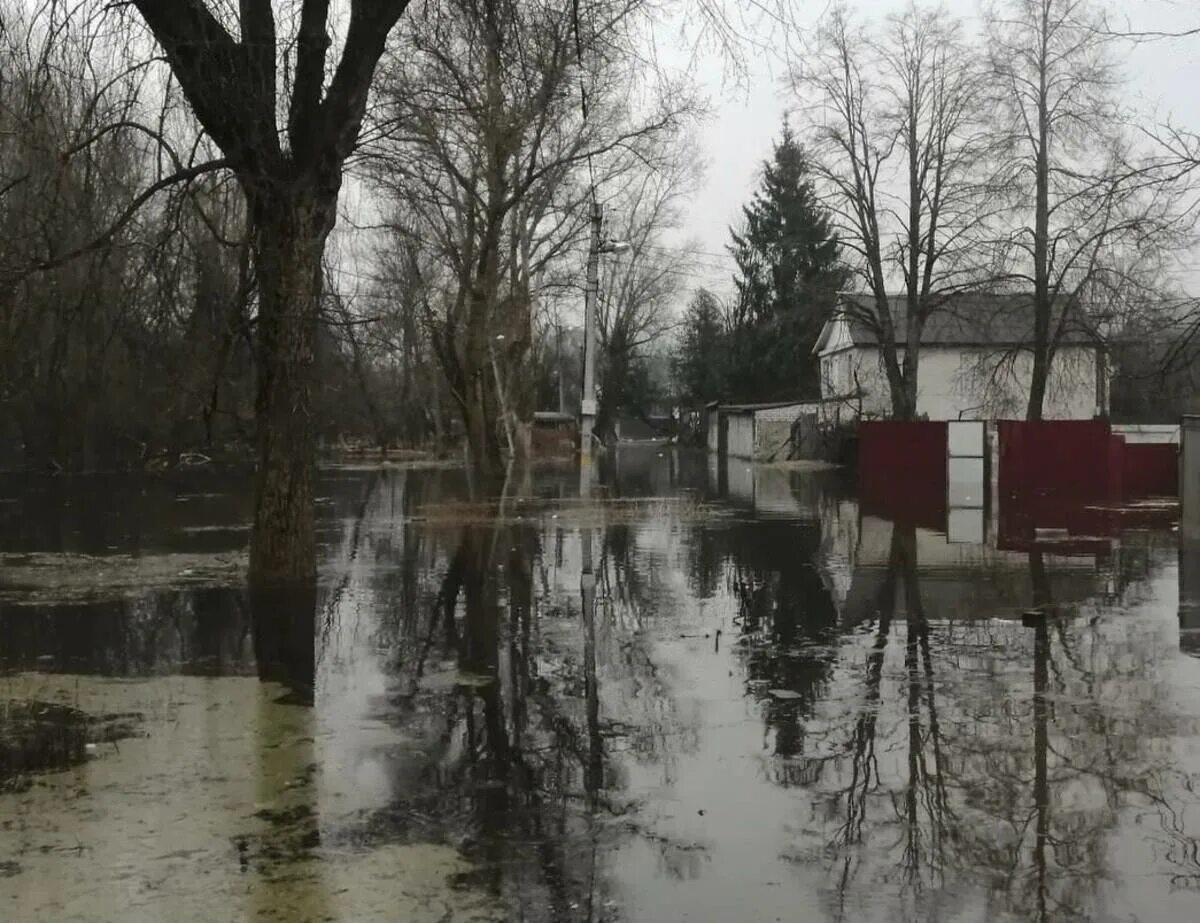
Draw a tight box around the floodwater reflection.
[2,453,1199,921]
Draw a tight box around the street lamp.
[580,201,628,454]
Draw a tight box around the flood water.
[3,448,1200,922]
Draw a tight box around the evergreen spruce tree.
[727,121,844,400]
[673,288,728,406]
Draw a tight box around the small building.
[704,401,721,453]
[814,293,1109,420]
[531,411,577,456]
[613,414,672,442]
[707,400,846,461]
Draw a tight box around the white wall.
[820,345,1102,420]
[944,347,1101,419]
[1113,424,1179,444]
[726,412,755,458]
[725,453,754,500]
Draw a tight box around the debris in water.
[1,700,141,789]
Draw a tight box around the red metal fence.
[997,420,1176,502]
[996,420,1116,500]
[857,418,1177,538]
[996,419,1175,549]
[857,421,948,527]
[1122,443,1178,498]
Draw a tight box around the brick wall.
[755,404,804,423]
[754,419,795,460]
[752,404,816,460]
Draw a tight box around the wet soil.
[0,699,141,790]
[0,674,502,922]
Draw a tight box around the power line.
[643,243,734,261]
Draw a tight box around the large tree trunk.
[462,370,504,491]
[247,184,331,588]
[1027,5,1052,423]
[902,88,923,424]
[459,211,507,488]
[1027,348,1049,422]
[899,308,924,421]
[870,290,913,421]
[877,341,908,420]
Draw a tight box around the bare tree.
[125,0,414,587]
[351,232,451,450]
[592,137,702,440]
[0,1,253,470]
[985,0,1184,420]
[791,3,988,420]
[369,0,694,481]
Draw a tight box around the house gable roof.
[816,292,1100,354]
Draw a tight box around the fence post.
[1181,413,1200,544]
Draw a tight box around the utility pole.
[580,199,602,454]
[579,203,601,733]
[579,200,628,457]
[556,321,565,415]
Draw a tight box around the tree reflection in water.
[773,520,1200,922]
[329,464,702,922]
[302,459,1200,922]
[251,584,317,705]
[724,517,838,785]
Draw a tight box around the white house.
[813,293,1109,420]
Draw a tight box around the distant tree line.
[0,0,704,588]
[0,5,697,465]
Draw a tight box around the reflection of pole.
[578,411,601,796]
[580,200,602,454]
[1181,545,1200,655]
[582,531,602,797]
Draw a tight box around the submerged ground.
[2,448,1199,922]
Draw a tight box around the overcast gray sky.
[675,0,1200,299]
